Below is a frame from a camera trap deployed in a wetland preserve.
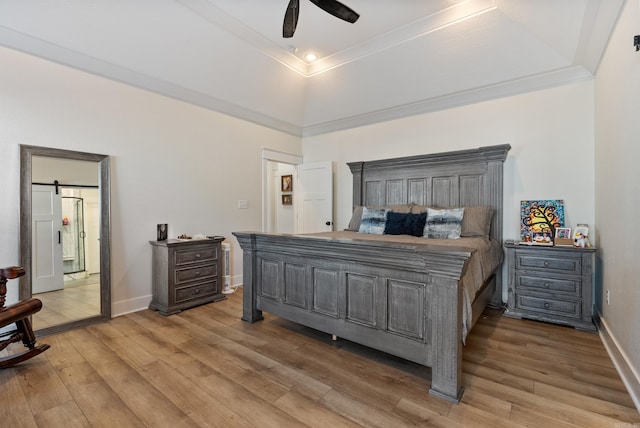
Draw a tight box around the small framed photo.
[282,194,292,205]
[157,223,168,241]
[573,226,589,239]
[281,175,293,192]
[555,227,572,239]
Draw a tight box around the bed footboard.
[234,231,473,403]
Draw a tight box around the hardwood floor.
[32,276,101,330]
[1,289,638,427]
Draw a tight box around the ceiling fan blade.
[309,0,359,23]
[283,0,299,38]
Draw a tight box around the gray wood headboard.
[347,144,511,244]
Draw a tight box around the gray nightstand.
[149,238,226,315]
[504,243,597,332]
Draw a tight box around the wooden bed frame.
[233,144,510,403]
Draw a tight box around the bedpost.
[429,272,464,403]
[479,144,510,306]
[347,161,364,207]
[232,232,263,323]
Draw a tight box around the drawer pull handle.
[194,289,200,294]
[544,303,550,309]
[544,283,550,288]
[195,271,200,276]
[196,254,201,258]
[543,261,549,267]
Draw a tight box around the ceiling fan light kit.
[283,0,360,38]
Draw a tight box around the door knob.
[325,221,332,226]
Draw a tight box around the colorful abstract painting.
[520,200,565,241]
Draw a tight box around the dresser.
[149,238,226,315]
[504,243,596,332]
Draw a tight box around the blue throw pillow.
[384,211,408,235]
[405,212,427,237]
[359,207,389,234]
[384,211,427,236]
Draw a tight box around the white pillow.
[358,207,389,234]
[423,208,464,239]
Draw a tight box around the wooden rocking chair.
[0,266,50,368]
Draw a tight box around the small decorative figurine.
[574,232,588,248]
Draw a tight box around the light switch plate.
[237,199,249,209]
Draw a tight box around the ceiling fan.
[283,0,360,38]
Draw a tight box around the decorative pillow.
[461,205,494,237]
[423,208,464,239]
[383,211,408,235]
[346,206,364,231]
[404,212,428,236]
[411,205,429,214]
[384,212,427,236]
[388,203,413,214]
[347,204,413,232]
[358,207,389,234]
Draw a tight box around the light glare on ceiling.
[305,52,317,62]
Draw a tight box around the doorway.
[20,145,111,336]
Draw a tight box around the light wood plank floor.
[1,289,639,427]
[32,277,101,330]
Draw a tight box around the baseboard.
[111,277,243,318]
[596,311,640,412]
[232,274,242,287]
[112,294,152,318]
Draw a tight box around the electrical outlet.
[237,199,249,209]
[606,289,610,305]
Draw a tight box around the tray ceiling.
[0,0,625,136]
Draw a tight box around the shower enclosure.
[61,196,86,275]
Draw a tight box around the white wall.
[0,45,301,315]
[303,81,596,243]
[594,0,640,404]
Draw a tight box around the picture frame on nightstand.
[555,227,573,246]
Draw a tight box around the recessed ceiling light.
[304,53,317,62]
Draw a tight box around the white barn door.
[297,161,333,233]
[32,184,64,293]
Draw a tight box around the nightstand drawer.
[175,280,218,303]
[174,246,218,266]
[516,253,581,274]
[516,295,581,319]
[516,274,581,296]
[174,264,217,285]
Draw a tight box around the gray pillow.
[347,206,364,231]
[423,207,464,239]
[461,205,494,237]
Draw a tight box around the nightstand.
[504,243,597,332]
[149,238,226,315]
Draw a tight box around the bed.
[233,144,510,403]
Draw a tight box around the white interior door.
[32,184,64,293]
[297,161,333,233]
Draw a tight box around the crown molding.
[302,65,594,137]
[0,25,303,137]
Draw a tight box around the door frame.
[20,145,111,336]
[261,148,302,233]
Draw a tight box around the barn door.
[32,184,64,293]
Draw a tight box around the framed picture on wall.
[282,194,292,205]
[281,175,293,192]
